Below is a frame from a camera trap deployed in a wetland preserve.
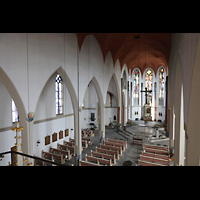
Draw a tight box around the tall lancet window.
[12,99,19,123]
[133,69,140,105]
[158,67,165,106]
[55,74,63,115]
[145,69,153,105]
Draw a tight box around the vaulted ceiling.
[76,33,171,74]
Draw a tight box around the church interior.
[0,33,199,166]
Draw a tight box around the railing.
[0,151,65,166]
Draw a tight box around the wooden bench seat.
[104,141,125,151]
[132,137,143,146]
[63,141,74,147]
[144,147,169,155]
[107,138,127,148]
[57,143,75,155]
[69,138,88,148]
[138,159,166,166]
[82,137,93,145]
[49,147,72,161]
[79,160,102,166]
[100,144,122,155]
[42,150,65,165]
[63,140,83,151]
[140,154,170,166]
[142,151,170,161]
[96,147,119,160]
[91,150,116,164]
[144,144,169,151]
[85,154,112,166]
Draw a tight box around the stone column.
[99,105,105,144]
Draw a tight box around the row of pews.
[79,138,127,166]
[138,144,170,166]
[38,137,93,166]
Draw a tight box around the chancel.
[0,33,200,166]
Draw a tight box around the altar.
[143,104,152,121]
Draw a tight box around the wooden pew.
[144,146,169,155]
[63,140,83,151]
[49,147,72,161]
[41,150,65,165]
[107,138,127,148]
[69,138,88,148]
[142,151,170,161]
[132,137,143,146]
[96,147,119,160]
[63,141,74,147]
[144,144,169,151]
[104,141,125,151]
[57,143,75,155]
[79,160,101,166]
[138,159,166,166]
[140,154,170,166]
[85,154,112,166]
[91,150,116,164]
[100,144,122,155]
[82,137,93,145]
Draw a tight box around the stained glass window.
[55,74,63,115]
[12,99,19,123]
[145,69,153,90]
[133,69,140,105]
[145,69,153,104]
[158,67,165,106]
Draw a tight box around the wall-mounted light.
[37,140,40,146]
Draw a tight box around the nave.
[38,120,171,166]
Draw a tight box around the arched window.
[12,99,19,123]
[55,74,63,115]
[133,69,140,105]
[158,67,165,106]
[145,69,153,105]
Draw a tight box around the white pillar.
[74,107,82,165]
[96,102,99,128]
[100,105,105,143]
[124,90,127,125]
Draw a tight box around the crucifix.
[140,87,152,105]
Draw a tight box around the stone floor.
[65,120,171,166]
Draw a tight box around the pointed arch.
[106,73,121,107]
[83,76,105,140]
[34,66,80,157]
[0,66,28,153]
[55,67,80,155]
[121,64,128,78]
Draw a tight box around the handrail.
[0,151,65,166]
